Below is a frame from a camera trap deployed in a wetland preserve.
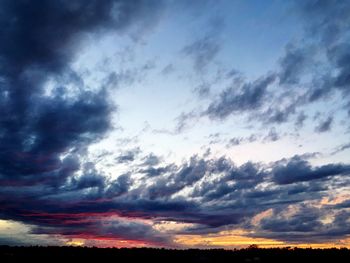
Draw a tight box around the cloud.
[182,16,224,73]
[1,148,350,245]
[138,167,171,177]
[160,63,175,75]
[295,111,307,128]
[250,205,350,244]
[205,74,276,120]
[278,44,313,85]
[297,0,350,46]
[182,35,221,72]
[328,43,350,92]
[141,153,161,166]
[272,156,350,185]
[258,103,297,125]
[116,148,141,163]
[71,163,106,191]
[226,134,258,147]
[263,128,280,142]
[259,205,323,233]
[31,216,170,246]
[291,0,350,103]
[191,160,266,203]
[0,0,163,184]
[315,116,333,133]
[187,0,350,134]
[194,83,211,99]
[332,143,350,155]
[174,111,199,133]
[106,174,131,198]
[0,0,168,246]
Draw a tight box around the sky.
[0,0,350,248]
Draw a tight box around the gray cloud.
[115,148,141,163]
[186,0,350,135]
[182,35,221,72]
[278,44,313,85]
[263,128,280,142]
[332,142,350,155]
[205,74,276,120]
[272,156,350,185]
[226,134,258,148]
[315,116,333,133]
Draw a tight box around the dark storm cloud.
[1,148,349,244]
[105,173,131,198]
[145,156,210,199]
[70,163,107,191]
[138,155,331,226]
[0,0,162,78]
[335,199,350,209]
[272,156,350,185]
[191,160,266,202]
[250,206,350,244]
[97,220,170,244]
[205,74,276,120]
[0,0,167,246]
[32,217,171,245]
[0,0,162,182]
[260,206,322,233]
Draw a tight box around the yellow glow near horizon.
[66,239,85,246]
[174,229,350,249]
[175,230,283,248]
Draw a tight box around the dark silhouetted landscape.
[1,246,350,263]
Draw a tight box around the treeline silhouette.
[1,245,349,263]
